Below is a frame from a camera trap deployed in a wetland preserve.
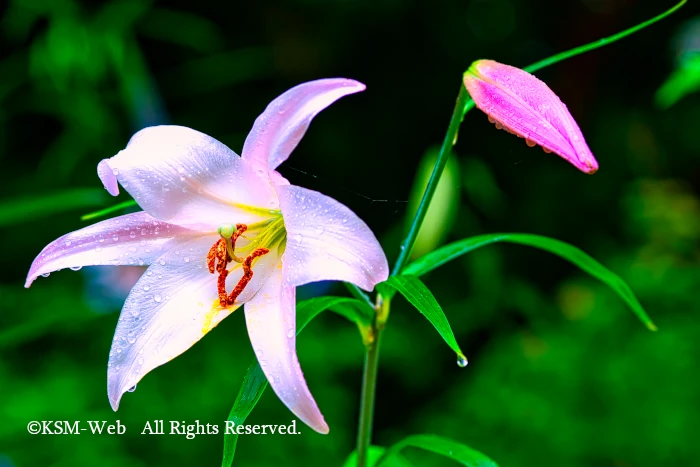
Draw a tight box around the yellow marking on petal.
[202,300,227,335]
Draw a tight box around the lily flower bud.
[463,59,599,174]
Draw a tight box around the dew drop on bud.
[457,356,468,368]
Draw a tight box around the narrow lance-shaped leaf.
[80,199,138,221]
[403,233,657,331]
[222,296,374,467]
[377,434,499,467]
[381,276,467,365]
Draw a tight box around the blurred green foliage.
[1,0,699,466]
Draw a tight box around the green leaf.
[343,446,414,467]
[403,233,657,331]
[222,295,374,467]
[0,188,109,227]
[377,434,498,467]
[381,276,467,364]
[81,200,138,221]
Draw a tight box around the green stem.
[356,327,382,467]
[524,0,686,74]
[391,84,470,276]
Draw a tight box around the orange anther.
[225,248,270,305]
[207,224,270,307]
[207,238,228,274]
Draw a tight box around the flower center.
[206,217,286,307]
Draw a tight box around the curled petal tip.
[464,59,599,174]
[98,159,119,196]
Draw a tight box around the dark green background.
[1,0,699,465]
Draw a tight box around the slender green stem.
[524,0,686,74]
[356,327,382,467]
[391,85,470,276]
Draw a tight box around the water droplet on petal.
[154,295,162,303]
[286,329,294,339]
[143,285,151,291]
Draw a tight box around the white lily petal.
[108,236,280,410]
[244,266,329,434]
[242,79,365,171]
[277,185,388,291]
[99,126,278,230]
[25,212,196,288]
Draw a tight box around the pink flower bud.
[463,59,598,174]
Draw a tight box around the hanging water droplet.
[127,385,137,392]
[41,272,50,278]
[70,266,82,271]
[457,356,468,367]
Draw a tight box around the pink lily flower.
[25,79,389,434]
[463,59,599,174]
